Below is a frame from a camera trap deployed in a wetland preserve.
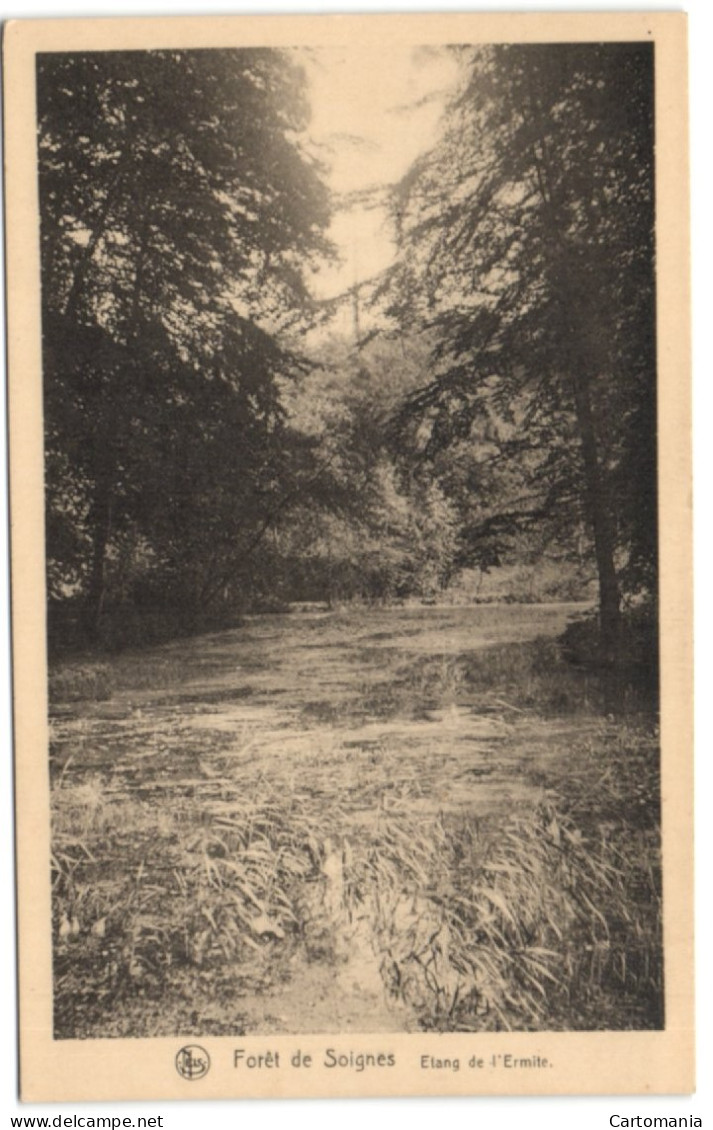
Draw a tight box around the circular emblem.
[175,1045,210,1080]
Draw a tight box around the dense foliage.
[39,49,333,644]
[382,43,657,661]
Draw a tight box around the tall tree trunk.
[527,83,622,664]
[83,479,113,641]
[569,368,621,664]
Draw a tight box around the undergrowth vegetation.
[49,607,662,1036]
[52,775,661,1035]
[461,632,658,717]
[52,778,328,1035]
[359,799,661,1031]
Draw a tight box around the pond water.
[51,602,600,813]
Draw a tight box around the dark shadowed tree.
[37,48,332,641]
[384,43,656,662]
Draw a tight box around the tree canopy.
[39,44,658,661]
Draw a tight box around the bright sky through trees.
[301,45,461,305]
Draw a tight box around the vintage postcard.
[4,10,692,1102]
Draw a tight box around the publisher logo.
[176,1045,210,1080]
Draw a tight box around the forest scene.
[40,42,662,1036]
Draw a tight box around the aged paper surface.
[4,10,692,1102]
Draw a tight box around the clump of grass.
[536,723,661,832]
[461,636,656,717]
[48,647,222,716]
[51,776,330,1037]
[349,801,662,1031]
[49,663,113,704]
[49,651,198,706]
[110,652,196,693]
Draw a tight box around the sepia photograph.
[4,9,692,1102]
